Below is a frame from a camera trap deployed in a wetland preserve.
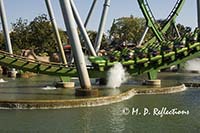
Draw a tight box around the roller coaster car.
[148,48,160,57]
[173,39,188,56]
[120,48,134,61]
[189,28,200,42]
[145,48,162,64]
[183,30,200,52]
[174,38,185,48]
[186,34,196,44]
[88,56,107,71]
[188,42,200,52]
[109,55,119,62]
[123,52,134,61]
[161,45,173,53]
[174,44,184,49]
[108,50,121,62]
[134,48,147,59]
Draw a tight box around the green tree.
[87,30,108,50]
[157,19,192,40]
[28,14,57,54]
[10,14,68,55]
[109,15,150,44]
[0,32,4,50]
[10,18,30,53]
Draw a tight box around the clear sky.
[2,0,198,32]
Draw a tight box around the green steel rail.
[138,0,164,42]
[0,0,190,81]
[163,0,185,33]
[0,40,199,79]
[148,0,185,48]
[138,0,185,47]
[89,41,200,79]
[0,50,77,77]
[0,50,107,78]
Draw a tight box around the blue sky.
[2,0,198,32]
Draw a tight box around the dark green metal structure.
[0,39,199,80]
[0,0,198,81]
[138,0,185,47]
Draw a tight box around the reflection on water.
[108,103,127,133]
[41,86,57,90]
[0,78,7,83]
[0,75,77,100]
[0,72,199,132]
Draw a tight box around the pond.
[0,72,199,132]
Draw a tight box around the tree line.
[0,14,191,55]
[0,14,68,55]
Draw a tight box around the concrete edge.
[135,84,186,95]
[0,84,186,110]
[184,82,200,88]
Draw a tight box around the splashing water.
[41,86,57,90]
[0,78,7,83]
[185,59,200,73]
[106,63,129,88]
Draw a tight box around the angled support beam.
[84,0,97,27]
[137,0,164,42]
[59,0,91,90]
[45,0,67,65]
[70,0,97,56]
[173,22,181,38]
[197,0,200,27]
[94,0,111,53]
[0,0,13,54]
[0,0,16,76]
[138,27,149,47]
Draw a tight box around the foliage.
[10,18,30,52]
[109,16,192,46]
[157,19,192,40]
[0,32,4,50]
[109,15,151,44]
[87,30,108,50]
[10,14,68,55]
[0,14,193,56]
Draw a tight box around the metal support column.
[84,0,97,27]
[94,0,111,53]
[59,0,91,89]
[45,0,67,65]
[70,0,97,56]
[0,0,13,54]
[138,27,149,47]
[173,22,181,38]
[197,0,200,27]
[0,0,16,77]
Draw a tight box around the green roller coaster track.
[0,0,198,81]
[89,41,200,79]
[0,39,200,80]
[138,0,185,45]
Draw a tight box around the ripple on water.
[41,86,57,90]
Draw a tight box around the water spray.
[106,63,129,88]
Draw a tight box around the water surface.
[0,73,199,132]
